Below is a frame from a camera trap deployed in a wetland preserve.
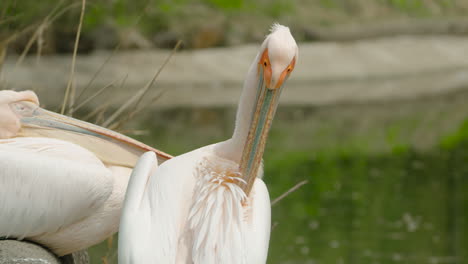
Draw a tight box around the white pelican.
[0,90,171,256]
[118,24,298,264]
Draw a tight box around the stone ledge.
[2,36,468,109]
[0,240,88,264]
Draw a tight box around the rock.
[166,7,227,49]
[53,28,94,54]
[303,18,468,42]
[152,31,181,49]
[0,240,59,264]
[0,240,89,264]
[119,27,153,50]
[4,36,468,109]
[60,251,89,264]
[190,25,225,49]
[10,24,58,55]
[90,23,119,50]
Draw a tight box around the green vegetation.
[2,0,468,53]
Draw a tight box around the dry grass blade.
[15,24,42,67]
[95,107,108,125]
[82,102,110,122]
[101,85,145,128]
[107,89,166,131]
[61,0,86,115]
[35,23,48,64]
[135,89,167,113]
[14,1,68,67]
[15,27,40,66]
[0,15,20,26]
[76,0,153,121]
[101,236,114,264]
[106,236,113,252]
[271,221,279,230]
[102,40,182,128]
[75,43,121,104]
[0,0,75,48]
[72,79,118,113]
[0,44,6,74]
[271,180,308,206]
[134,40,181,109]
[48,2,82,23]
[68,82,77,115]
[0,23,36,47]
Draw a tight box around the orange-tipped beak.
[240,52,296,196]
[258,49,296,90]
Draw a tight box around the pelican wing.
[245,178,271,263]
[119,151,158,264]
[119,150,200,264]
[0,137,113,239]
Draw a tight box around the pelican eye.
[14,103,25,111]
[10,102,35,116]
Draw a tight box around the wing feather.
[0,137,113,239]
[244,178,271,263]
[119,149,201,264]
[118,151,157,264]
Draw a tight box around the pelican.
[0,89,171,256]
[118,24,298,263]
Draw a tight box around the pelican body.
[0,90,171,255]
[119,24,298,264]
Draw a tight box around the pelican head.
[239,24,298,195]
[259,24,298,90]
[0,90,171,166]
[0,90,39,138]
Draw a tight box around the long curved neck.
[232,55,261,147]
[216,54,261,162]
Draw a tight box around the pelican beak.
[11,100,172,167]
[239,56,295,196]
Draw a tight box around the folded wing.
[0,137,113,239]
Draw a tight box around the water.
[267,146,467,264]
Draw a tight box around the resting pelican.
[0,90,171,256]
[118,24,298,263]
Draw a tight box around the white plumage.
[0,137,128,255]
[119,24,297,264]
[0,90,170,256]
[119,148,271,264]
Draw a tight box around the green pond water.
[87,105,468,264]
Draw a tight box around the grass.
[61,0,86,115]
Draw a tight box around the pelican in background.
[119,24,298,263]
[0,90,171,255]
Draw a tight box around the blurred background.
[1,0,468,263]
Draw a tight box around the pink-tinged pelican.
[0,90,171,256]
[118,24,298,264]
